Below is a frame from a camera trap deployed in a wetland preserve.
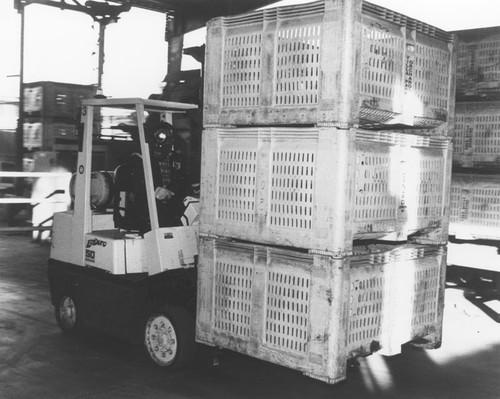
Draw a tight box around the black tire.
[55,294,79,333]
[144,305,196,369]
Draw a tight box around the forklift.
[47,97,200,368]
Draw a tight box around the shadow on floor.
[447,265,500,323]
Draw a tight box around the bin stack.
[448,27,500,282]
[22,81,96,170]
[196,0,456,384]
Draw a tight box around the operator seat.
[113,153,150,234]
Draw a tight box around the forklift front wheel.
[144,306,196,369]
[55,295,79,333]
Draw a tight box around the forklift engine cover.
[84,230,144,274]
[83,227,197,275]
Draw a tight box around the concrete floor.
[0,234,499,399]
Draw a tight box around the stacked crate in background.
[22,81,96,170]
[197,0,456,384]
[448,27,500,288]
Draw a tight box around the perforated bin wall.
[347,244,446,358]
[449,173,500,240]
[455,26,500,100]
[200,127,452,255]
[454,101,500,169]
[196,238,446,384]
[203,0,456,133]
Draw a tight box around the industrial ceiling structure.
[14,0,282,91]
[17,0,281,35]
[112,0,280,34]
[10,0,282,168]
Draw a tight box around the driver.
[147,115,195,227]
[113,116,194,232]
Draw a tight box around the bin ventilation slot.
[470,188,500,226]
[361,24,403,103]
[265,270,310,353]
[348,276,384,350]
[222,33,262,108]
[454,107,500,159]
[355,152,396,223]
[214,261,253,337]
[362,1,453,42]
[275,25,321,106]
[218,150,257,223]
[450,175,500,231]
[416,156,445,219]
[270,151,315,230]
[411,265,440,326]
[413,44,450,115]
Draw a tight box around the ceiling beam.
[15,0,132,22]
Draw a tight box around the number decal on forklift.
[81,106,87,115]
[85,249,95,262]
[79,165,84,174]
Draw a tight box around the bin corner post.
[203,18,225,126]
[195,236,216,345]
[199,128,219,235]
[313,255,349,384]
[319,0,362,125]
[328,127,356,254]
[446,35,458,138]
[250,245,267,346]
[431,246,448,349]
[440,140,454,244]
[260,9,277,110]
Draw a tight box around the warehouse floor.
[1,234,499,399]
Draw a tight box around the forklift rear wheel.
[55,295,79,333]
[144,306,196,369]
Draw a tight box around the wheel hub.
[60,296,76,328]
[146,315,177,365]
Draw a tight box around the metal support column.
[97,21,106,93]
[16,1,25,176]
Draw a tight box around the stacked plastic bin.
[448,27,500,285]
[23,81,96,152]
[197,0,456,384]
